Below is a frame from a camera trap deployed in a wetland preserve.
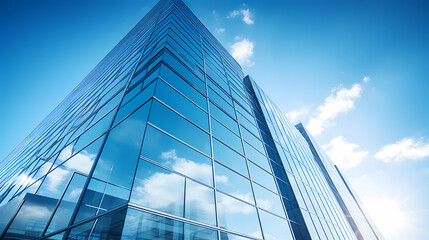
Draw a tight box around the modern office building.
[0,0,383,239]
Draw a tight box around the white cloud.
[132,172,184,210]
[375,138,429,163]
[256,199,272,210]
[307,84,362,136]
[228,10,240,18]
[217,193,254,215]
[161,149,212,185]
[322,136,368,169]
[68,188,83,200]
[19,204,53,219]
[16,173,34,187]
[240,9,254,25]
[228,9,254,25]
[230,38,255,67]
[64,149,96,175]
[45,167,70,193]
[285,106,310,123]
[215,175,229,184]
[363,76,371,83]
[58,144,74,162]
[216,28,225,34]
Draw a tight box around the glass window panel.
[249,162,277,193]
[62,135,104,175]
[4,192,58,239]
[159,64,207,110]
[167,35,201,68]
[0,188,30,235]
[32,160,54,181]
[287,173,306,210]
[131,159,185,217]
[56,143,75,165]
[184,223,218,240]
[149,100,211,155]
[232,89,250,110]
[211,118,243,154]
[219,232,254,240]
[208,89,235,117]
[253,183,285,217]
[271,163,287,185]
[46,173,87,234]
[121,208,184,240]
[37,165,72,200]
[185,179,215,225]
[45,232,64,240]
[99,184,130,213]
[114,80,155,125]
[155,79,209,130]
[207,79,231,105]
[259,210,294,240]
[241,126,264,154]
[312,214,328,240]
[73,109,115,151]
[128,65,159,93]
[212,138,248,177]
[244,142,270,172]
[214,162,254,204]
[216,192,262,238]
[87,208,128,239]
[163,51,205,93]
[67,219,94,240]
[74,178,106,222]
[209,102,239,134]
[93,91,122,121]
[235,104,254,125]
[93,102,149,189]
[141,125,213,185]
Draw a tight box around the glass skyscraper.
[0,0,383,239]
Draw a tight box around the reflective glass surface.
[131,159,185,217]
[259,210,294,240]
[216,191,262,238]
[185,179,216,225]
[248,162,277,193]
[155,78,209,130]
[253,183,285,217]
[46,173,87,234]
[214,162,254,204]
[149,100,211,155]
[93,102,149,189]
[212,138,248,177]
[141,124,213,185]
[122,208,218,240]
[0,0,381,239]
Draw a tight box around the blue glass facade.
[0,0,383,239]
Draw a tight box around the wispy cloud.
[307,83,362,136]
[285,106,310,124]
[322,136,368,169]
[230,37,255,67]
[285,77,369,136]
[363,76,371,83]
[228,9,254,25]
[375,138,429,163]
[216,28,225,34]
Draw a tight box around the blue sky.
[1,0,428,239]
